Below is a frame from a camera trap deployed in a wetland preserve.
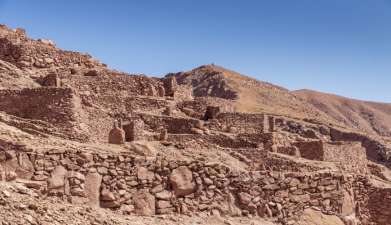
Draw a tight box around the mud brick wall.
[0,88,86,140]
[0,149,354,224]
[212,112,265,134]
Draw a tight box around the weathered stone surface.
[133,190,155,216]
[155,190,172,200]
[47,166,67,190]
[137,167,154,182]
[108,122,125,144]
[297,209,345,225]
[129,141,157,157]
[84,70,99,77]
[169,166,195,197]
[85,172,102,207]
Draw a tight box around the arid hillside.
[294,89,391,137]
[171,65,343,126]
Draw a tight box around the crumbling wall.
[173,84,193,100]
[177,97,235,119]
[168,134,258,149]
[124,97,168,113]
[324,142,368,173]
[294,140,324,161]
[0,149,353,224]
[210,112,266,134]
[0,87,87,140]
[138,114,200,134]
[330,128,391,167]
[0,25,104,69]
[353,177,391,225]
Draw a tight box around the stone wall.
[177,97,235,120]
[0,148,355,224]
[210,112,266,134]
[0,25,104,69]
[138,114,200,134]
[324,142,368,173]
[330,128,391,167]
[173,84,193,101]
[352,176,391,225]
[168,134,258,149]
[124,97,168,113]
[293,141,324,161]
[0,87,87,140]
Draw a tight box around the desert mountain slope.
[294,89,391,137]
[172,65,342,125]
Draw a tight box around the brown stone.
[108,121,125,144]
[163,76,177,97]
[133,190,156,216]
[101,189,116,201]
[169,166,195,197]
[84,69,100,76]
[47,166,67,190]
[85,172,102,207]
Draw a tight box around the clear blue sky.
[1,0,390,102]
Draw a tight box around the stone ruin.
[108,120,125,144]
[163,76,177,97]
[0,24,390,225]
[38,73,61,87]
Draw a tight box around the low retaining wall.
[0,148,358,224]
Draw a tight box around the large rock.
[297,209,345,225]
[108,126,125,144]
[137,167,154,182]
[169,166,195,197]
[129,141,157,157]
[85,172,102,207]
[15,152,35,179]
[48,166,67,190]
[133,190,156,216]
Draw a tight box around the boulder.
[133,190,156,216]
[108,121,125,144]
[85,172,102,207]
[169,166,195,197]
[47,166,67,190]
[238,192,252,205]
[155,190,172,200]
[84,69,100,77]
[101,189,116,201]
[137,167,154,182]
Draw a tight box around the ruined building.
[0,24,390,225]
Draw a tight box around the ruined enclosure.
[0,24,391,225]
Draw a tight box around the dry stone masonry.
[0,24,390,225]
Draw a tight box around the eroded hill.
[294,89,391,137]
